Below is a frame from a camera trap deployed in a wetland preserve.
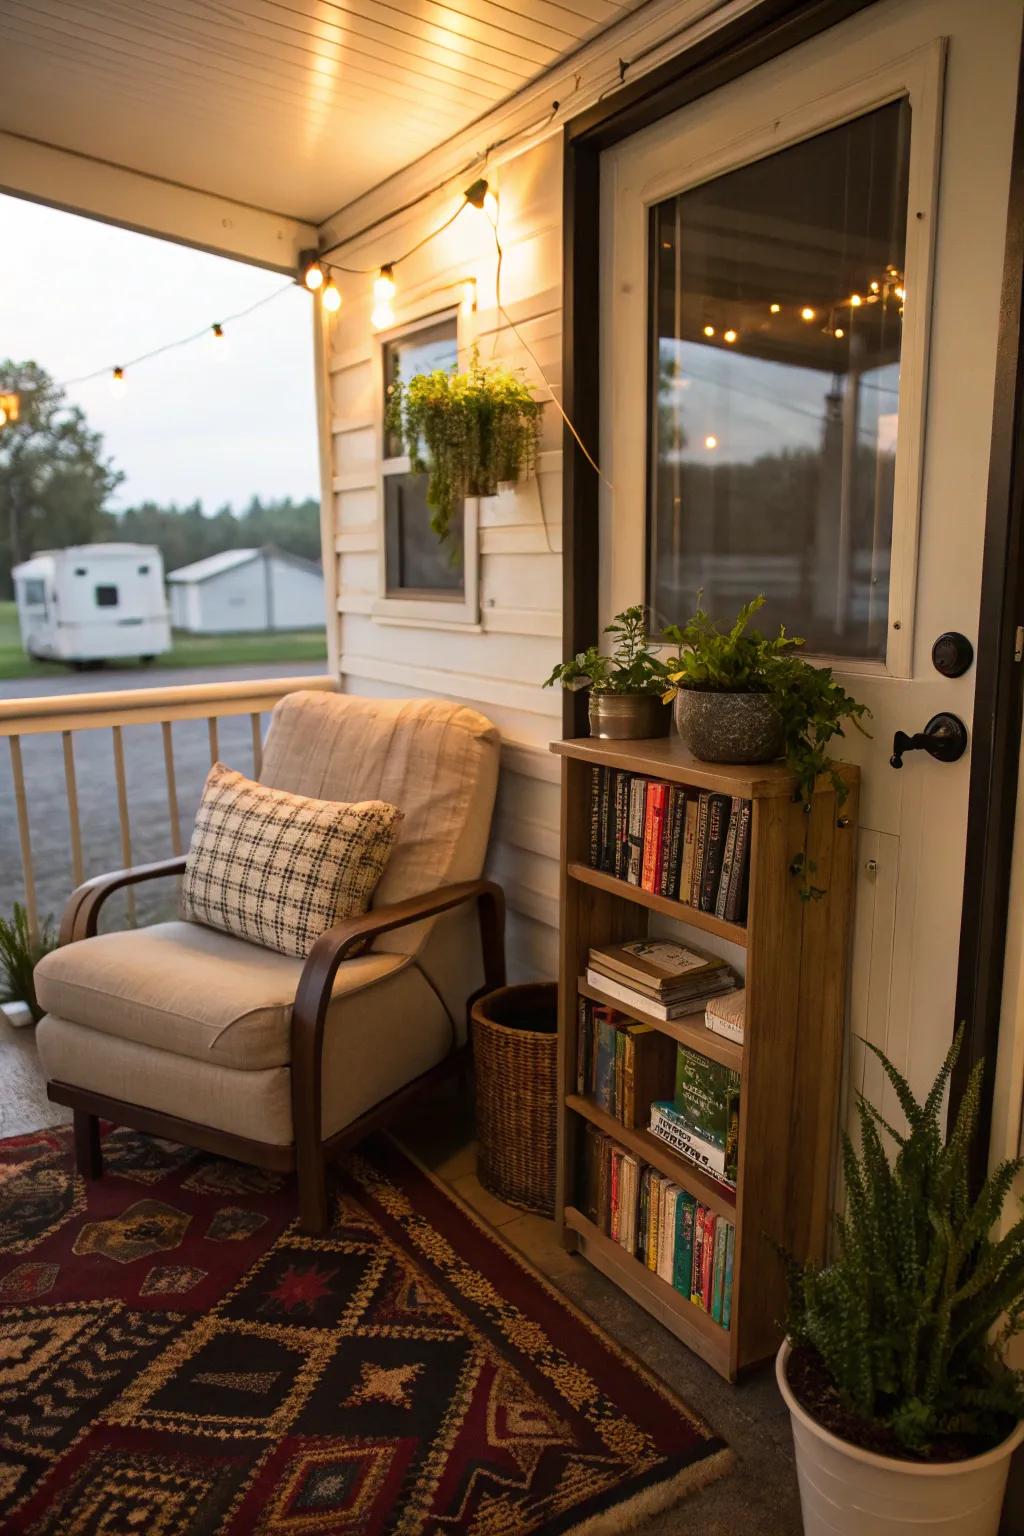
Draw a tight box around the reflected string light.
[704,434,718,450]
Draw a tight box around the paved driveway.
[1,662,329,934]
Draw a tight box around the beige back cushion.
[259,692,500,956]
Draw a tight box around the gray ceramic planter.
[674,689,784,763]
[589,692,671,740]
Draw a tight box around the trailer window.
[22,579,46,605]
[95,585,119,607]
[138,564,150,575]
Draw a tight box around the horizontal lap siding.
[321,138,564,978]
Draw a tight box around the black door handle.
[890,713,968,769]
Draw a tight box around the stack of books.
[649,1042,740,1187]
[586,938,736,1021]
[575,998,676,1128]
[580,1124,735,1329]
[706,987,745,1045]
[588,766,752,921]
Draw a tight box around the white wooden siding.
[320,136,564,978]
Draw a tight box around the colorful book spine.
[614,771,630,879]
[691,1205,705,1306]
[722,1222,735,1330]
[714,796,742,920]
[700,793,732,912]
[626,776,646,886]
[701,1209,716,1309]
[593,1013,617,1112]
[712,1216,728,1323]
[674,1192,696,1297]
[589,766,602,868]
[691,793,710,905]
[679,797,698,906]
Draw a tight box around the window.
[648,99,910,660]
[137,564,150,575]
[382,317,463,600]
[95,584,119,607]
[22,578,46,605]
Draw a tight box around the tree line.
[0,360,319,598]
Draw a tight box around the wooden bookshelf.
[553,734,858,1382]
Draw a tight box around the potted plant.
[385,348,543,547]
[777,1028,1024,1536]
[0,902,56,1026]
[662,594,869,802]
[544,606,672,739]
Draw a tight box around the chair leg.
[296,1136,328,1235]
[73,1109,102,1180]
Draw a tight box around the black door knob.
[890,713,969,769]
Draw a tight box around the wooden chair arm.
[60,857,188,945]
[290,878,505,1229]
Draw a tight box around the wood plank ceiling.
[0,0,646,224]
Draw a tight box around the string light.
[301,251,324,291]
[321,277,341,313]
[801,307,816,321]
[461,278,477,315]
[849,293,863,307]
[704,435,718,450]
[464,177,498,224]
[0,407,7,428]
[110,366,126,397]
[769,303,781,314]
[723,329,738,344]
[0,392,20,428]
[374,265,396,303]
[703,324,715,338]
[834,326,845,339]
[371,302,395,332]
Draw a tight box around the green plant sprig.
[0,902,56,1023]
[385,348,542,547]
[785,1025,1024,1455]
[544,606,670,696]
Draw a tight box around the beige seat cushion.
[36,956,453,1147]
[33,921,409,1071]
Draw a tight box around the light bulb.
[834,326,845,339]
[304,259,324,291]
[723,329,738,344]
[869,280,880,293]
[704,434,718,450]
[110,366,126,397]
[461,278,477,314]
[321,278,341,313]
[769,302,781,314]
[801,307,815,322]
[374,265,396,303]
[372,301,395,331]
[895,286,905,300]
[850,293,863,307]
[703,324,715,338]
[0,407,7,428]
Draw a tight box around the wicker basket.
[471,982,558,1217]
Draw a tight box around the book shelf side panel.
[788,777,860,1265]
[556,759,645,1235]
[734,792,809,1370]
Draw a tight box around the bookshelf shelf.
[563,1206,732,1372]
[566,1094,737,1218]
[577,977,743,1074]
[567,862,748,947]
[553,735,859,1382]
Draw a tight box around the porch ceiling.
[0,0,646,226]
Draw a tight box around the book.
[664,787,687,899]
[674,1044,742,1152]
[588,766,602,868]
[621,1022,676,1130]
[723,801,752,923]
[706,988,745,1045]
[576,996,589,1093]
[700,793,732,912]
[658,1184,679,1285]
[602,770,618,874]
[650,1100,733,1177]
[691,1203,706,1306]
[674,1191,697,1297]
[679,798,699,906]
[626,776,646,886]
[619,1153,640,1252]
[609,1145,623,1243]
[589,938,733,996]
[592,1009,618,1112]
[585,969,732,1021]
[722,1221,735,1330]
[714,796,743,920]
[641,782,669,893]
[657,786,678,898]
[691,793,710,905]
[712,1214,728,1323]
[614,771,631,880]
[701,1210,717,1310]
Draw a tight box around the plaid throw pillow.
[181,763,402,959]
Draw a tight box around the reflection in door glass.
[648,100,910,659]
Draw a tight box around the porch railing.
[0,674,337,941]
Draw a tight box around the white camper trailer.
[12,544,172,667]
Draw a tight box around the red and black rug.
[0,1124,729,1533]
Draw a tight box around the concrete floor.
[5,1012,1021,1534]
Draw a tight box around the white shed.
[166,546,323,634]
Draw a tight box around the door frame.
[561,0,1024,1170]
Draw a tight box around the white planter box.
[777,1341,1023,1535]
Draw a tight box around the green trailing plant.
[0,903,56,1023]
[385,348,542,546]
[661,594,870,806]
[785,1026,1024,1455]
[544,606,669,696]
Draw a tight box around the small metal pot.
[674,689,784,763]
[588,691,671,740]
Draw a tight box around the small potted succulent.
[662,594,868,803]
[544,606,672,739]
[385,348,542,547]
[777,1028,1024,1536]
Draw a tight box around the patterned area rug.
[0,1124,730,1533]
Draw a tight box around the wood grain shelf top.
[567,862,748,947]
[565,1093,737,1220]
[577,977,744,1073]
[551,735,858,799]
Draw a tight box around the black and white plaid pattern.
[180,763,402,959]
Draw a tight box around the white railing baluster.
[8,736,39,942]
[251,712,263,778]
[111,726,135,924]
[62,731,85,888]
[207,716,219,766]
[162,721,183,857]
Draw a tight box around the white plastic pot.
[776,1341,1024,1535]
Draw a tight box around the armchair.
[35,692,506,1233]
